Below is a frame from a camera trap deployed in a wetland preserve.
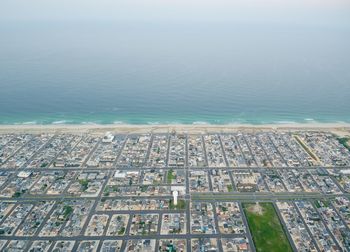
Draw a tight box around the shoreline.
[0,122,349,135]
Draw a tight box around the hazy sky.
[1,0,350,27]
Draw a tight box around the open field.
[243,202,293,252]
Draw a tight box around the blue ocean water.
[0,6,350,125]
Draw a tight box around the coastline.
[0,122,349,135]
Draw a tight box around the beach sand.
[0,123,349,136]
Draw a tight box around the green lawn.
[243,203,293,252]
[169,199,186,210]
[167,169,176,183]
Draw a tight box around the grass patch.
[79,179,89,191]
[315,200,329,208]
[243,202,293,252]
[167,169,176,184]
[103,187,110,197]
[62,205,73,220]
[337,137,350,151]
[294,135,319,162]
[314,200,321,208]
[140,185,148,192]
[118,227,126,235]
[169,199,186,210]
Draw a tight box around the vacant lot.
[243,203,292,252]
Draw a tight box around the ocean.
[1,10,350,125]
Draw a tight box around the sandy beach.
[0,123,349,136]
